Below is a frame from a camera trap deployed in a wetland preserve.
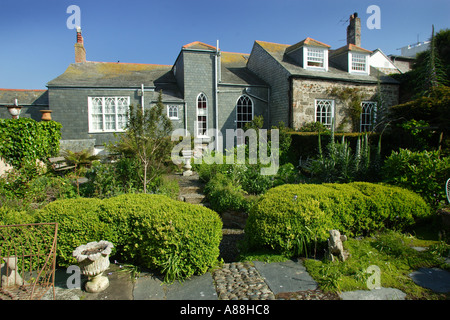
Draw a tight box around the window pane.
[352,54,366,71]
[315,99,333,129]
[307,48,324,68]
[360,101,376,132]
[89,96,129,132]
[236,95,253,130]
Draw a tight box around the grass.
[302,230,450,299]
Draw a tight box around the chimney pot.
[74,28,86,63]
[347,12,361,47]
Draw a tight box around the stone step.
[181,193,206,204]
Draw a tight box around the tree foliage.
[108,91,173,193]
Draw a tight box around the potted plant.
[72,240,114,293]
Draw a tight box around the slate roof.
[286,37,331,54]
[47,61,184,102]
[220,51,267,86]
[255,40,398,84]
[180,41,267,87]
[0,89,49,106]
[47,62,175,88]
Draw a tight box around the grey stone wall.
[181,50,216,138]
[291,78,399,132]
[48,87,184,150]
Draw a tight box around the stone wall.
[291,78,399,131]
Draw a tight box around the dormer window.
[285,38,330,72]
[351,53,368,73]
[307,48,325,68]
[305,47,328,71]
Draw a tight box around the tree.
[412,26,448,97]
[109,91,173,193]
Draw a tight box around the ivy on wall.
[0,118,62,167]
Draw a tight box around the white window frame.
[196,93,208,138]
[167,105,179,120]
[360,101,377,132]
[88,96,130,133]
[315,99,334,129]
[349,52,369,74]
[236,95,254,130]
[304,47,328,71]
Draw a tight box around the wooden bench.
[48,156,75,173]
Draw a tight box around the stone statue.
[327,230,349,262]
[1,256,24,287]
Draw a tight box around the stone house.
[1,13,399,154]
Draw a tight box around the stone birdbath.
[73,240,114,293]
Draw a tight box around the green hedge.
[245,182,431,257]
[36,194,222,282]
[286,131,435,165]
[382,149,450,207]
[0,118,61,167]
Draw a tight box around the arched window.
[360,101,377,132]
[315,99,334,129]
[196,93,208,137]
[236,95,253,129]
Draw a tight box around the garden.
[1,30,450,299]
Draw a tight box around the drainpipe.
[184,102,188,136]
[141,84,144,114]
[215,40,220,152]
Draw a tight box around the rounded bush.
[245,183,431,257]
[37,194,222,281]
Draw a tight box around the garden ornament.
[1,256,24,287]
[73,240,113,293]
[327,230,349,262]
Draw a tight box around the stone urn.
[181,150,193,176]
[73,240,114,293]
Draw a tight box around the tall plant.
[109,91,173,193]
[306,133,378,183]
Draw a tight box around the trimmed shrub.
[245,183,431,257]
[0,206,35,225]
[36,194,222,282]
[382,148,450,207]
[204,173,250,213]
[35,197,112,266]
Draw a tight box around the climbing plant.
[327,87,366,132]
[0,118,61,167]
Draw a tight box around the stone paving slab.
[409,268,450,293]
[133,272,218,300]
[339,287,407,300]
[253,259,318,295]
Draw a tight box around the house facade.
[1,12,400,154]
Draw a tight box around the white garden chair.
[446,178,450,204]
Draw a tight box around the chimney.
[74,27,86,63]
[347,12,361,47]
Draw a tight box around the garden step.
[181,193,206,204]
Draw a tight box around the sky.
[0,0,449,90]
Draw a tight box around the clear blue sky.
[1,0,449,89]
